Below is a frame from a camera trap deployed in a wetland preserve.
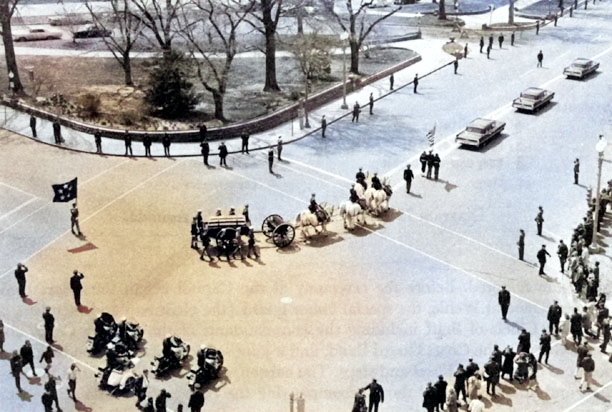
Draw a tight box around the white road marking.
[0,181,38,198]
[0,197,38,221]
[562,377,612,412]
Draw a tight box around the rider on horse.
[371,173,382,191]
[349,184,366,210]
[309,193,325,222]
[356,168,367,190]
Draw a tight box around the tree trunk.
[508,0,515,24]
[212,90,226,122]
[349,40,360,74]
[264,28,280,91]
[297,10,303,34]
[0,1,24,95]
[123,53,133,86]
[438,0,447,20]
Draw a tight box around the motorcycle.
[87,312,117,355]
[151,336,190,377]
[96,366,137,396]
[189,347,224,387]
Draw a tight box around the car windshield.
[573,61,588,68]
[466,127,484,133]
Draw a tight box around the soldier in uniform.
[426,151,434,179]
[352,102,360,122]
[433,153,441,180]
[191,218,200,249]
[403,165,414,194]
[558,240,569,273]
[419,151,427,175]
[498,286,511,321]
[124,130,133,156]
[574,158,580,184]
[321,115,327,137]
[483,357,500,396]
[309,194,318,213]
[10,351,24,392]
[413,74,419,93]
[200,232,214,262]
[30,115,37,138]
[15,262,28,299]
[537,245,551,275]
[70,270,85,307]
[241,134,250,154]
[43,307,55,344]
[479,36,484,53]
[20,340,37,376]
[268,148,274,173]
[547,300,562,335]
[517,229,525,260]
[538,329,551,363]
[219,142,228,167]
[247,229,258,259]
[349,184,359,203]
[371,173,382,190]
[94,132,102,153]
[360,379,384,412]
[277,137,283,161]
[200,140,210,166]
[71,203,81,236]
[535,206,544,236]
[356,168,367,190]
[143,133,152,157]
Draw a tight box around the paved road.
[1,4,612,412]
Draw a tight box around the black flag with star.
[52,178,77,202]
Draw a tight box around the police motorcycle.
[151,335,190,377]
[117,317,144,351]
[188,346,224,388]
[95,340,140,395]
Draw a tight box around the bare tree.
[179,0,252,121]
[130,0,180,54]
[508,0,515,24]
[246,0,283,92]
[333,0,400,74]
[86,0,143,86]
[438,0,447,20]
[0,0,24,95]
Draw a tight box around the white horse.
[339,201,367,230]
[364,177,392,216]
[296,202,334,238]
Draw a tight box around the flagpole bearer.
[51,178,80,236]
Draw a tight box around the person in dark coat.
[352,102,360,122]
[53,118,62,144]
[419,151,427,175]
[537,50,543,67]
[570,307,584,344]
[517,329,531,353]
[498,33,504,48]
[491,344,503,366]
[426,151,434,179]
[20,340,37,376]
[537,245,551,275]
[433,375,447,411]
[361,379,384,412]
[403,165,414,194]
[42,389,54,412]
[498,286,511,320]
[155,389,172,412]
[600,318,611,353]
[501,345,515,381]
[321,115,327,137]
[199,124,207,141]
[389,73,394,90]
[241,134,250,154]
[143,133,152,157]
[200,140,210,166]
[44,369,61,411]
[30,115,37,138]
[465,358,479,380]
[432,153,441,180]
[124,130,133,156]
[517,229,525,260]
[188,383,205,412]
[535,206,544,235]
[574,158,580,184]
[162,133,171,157]
[453,59,458,74]
[268,148,274,174]
[134,369,149,408]
[479,36,484,53]
[94,132,102,153]
[369,93,374,115]
[538,329,552,363]
[453,364,467,404]
[70,270,85,307]
[547,300,562,335]
[558,240,569,273]
[483,357,500,396]
[10,351,24,392]
[219,142,228,167]
[488,34,493,47]
[191,217,200,249]
[510,32,515,46]
[14,262,28,299]
[200,232,214,262]
[422,382,437,412]
[413,74,419,93]
[70,202,81,236]
[39,346,54,370]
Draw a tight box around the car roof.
[574,58,591,63]
[523,87,545,94]
[469,118,495,128]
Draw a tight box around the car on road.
[456,118,506,148]
[73,26,112,39]
[512,87,554,113]
[12,29,63,42]
[563,58,599,79]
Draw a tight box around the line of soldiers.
[419,151,441,180]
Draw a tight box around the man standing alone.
[43,307,55,344]
[537,245,551,275]
[70,270,85,308]
[535,206,544,236]
[574,158,580,184]
[15,262,28,299]
[71,203,81,236]
[558,240,569,273]
[403,165,414,194]
[547,301,562,335]
[537,50,544,67]
[517,229,525,260]
[361,379,384,412]
[498,286,511,321]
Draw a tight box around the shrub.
[78,93,101,118]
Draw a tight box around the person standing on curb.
[124,130,133,156]
[15,262,28,299]
[70,270,85,308]
[219,142,228,167]
[547,300,562,335]
[94,132,102,154]
[71,202,81,236]
[321,115,327,138]
[352,102,360,122]
[241,133,250,154]
[162,133,171,157]
[511,32,515,46]
[389,73,394,90]
[537,245,551,275]
[479,36,484,53]
[498,286,511,321]
[453,59,458,74]
[571,308,584,346]
[200,139,209,166]
[53,118,62,144]
[403,165,414,194]
[535,206,544,235]
[413,74,419,93]
[67,363,81,401]
[268,148,274,174]
[517,229,525,260]
[574,158,580,184]
[277,137,283,161]
[30,115,37,138]
[143,133,152,157]
[369,93,374,115]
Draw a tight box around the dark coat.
[70,273,84,291]
[188,390,205,409]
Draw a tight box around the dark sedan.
[73,26,112,39]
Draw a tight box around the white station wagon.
[12,28,63,42]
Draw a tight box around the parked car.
[12,29,63,42]
[563,58,599,79]
[73,26,112,39]
[512,87,554,113]
[49,15,92,26]
[456,118,506,149]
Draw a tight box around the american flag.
[426,124,436,147]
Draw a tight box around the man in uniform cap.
[537,245,551,275]
[188,383,205,412]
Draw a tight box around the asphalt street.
[1,3,612,412]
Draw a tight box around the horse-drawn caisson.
[198,207,251,260]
